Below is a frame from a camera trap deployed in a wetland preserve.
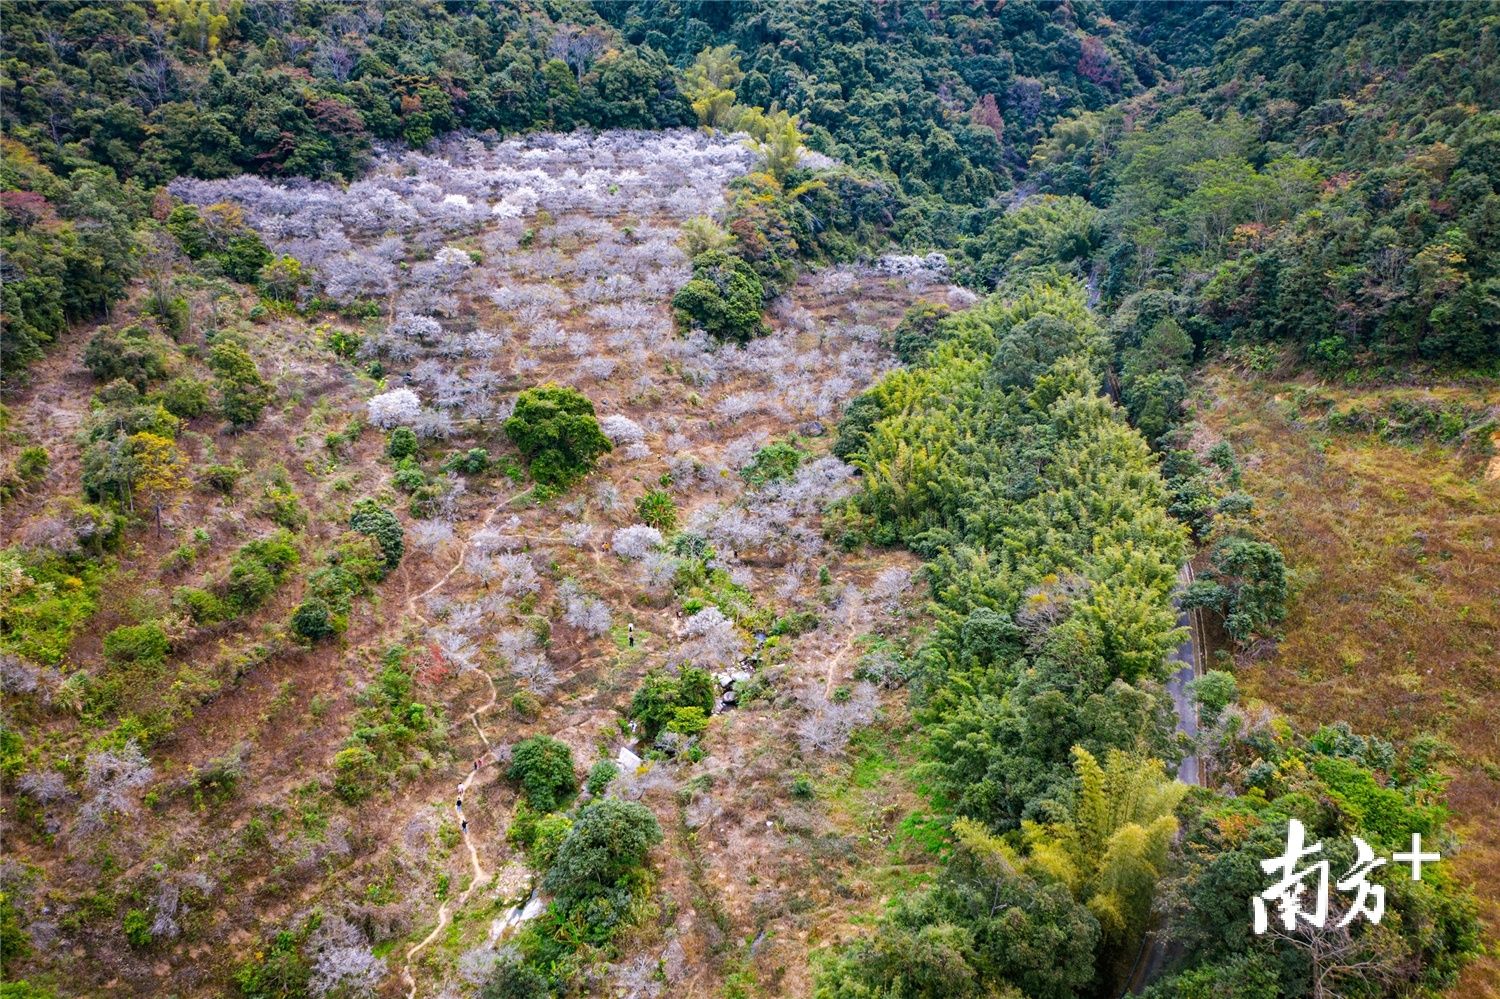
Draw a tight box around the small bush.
[157,376,211,419]
[480,958,551,999]
[202,464,242,494]
[332,744,380,802]
[586,759,620,795]
[506,735,577,812]
[634,489,677,531]
[528,813,574,872]
[668,705,709,736]
[84,325,168,390]
[540,796,663,908]
[14,446,48,484]
[672,249,768,343]
[511,690,542,719]
[350,499,404,572]
[173,586,226,624]
[223,531,300,614]
[442,447,490,475]
[290,598,337,642]
[123,908,153,948]
[255,470,305,529]
[103,621,170,668]
[233,929,311,998]
[386,427,419,460]
[391,460,426,493]
[741,440,805,486]
[891,301,952,364]
[628,668,716,740]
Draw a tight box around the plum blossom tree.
[560,581,613,636]
[796,683,879,755]
[17,769,72,806]
[367,388,422,428]
[611,525,663,559]
[77,740,154,835]
[638,551,680,592]
[678,606,745,670]
[510,652,558,695]
[409,518,456,553]
[497,553,541,596]
[869,566,913,607]
[307,916,386,998]
[560,521,594,548]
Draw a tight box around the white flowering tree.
[366,387,422,428]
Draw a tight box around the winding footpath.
[397,489,527,999]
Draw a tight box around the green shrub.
[1190,670,1238,726]
[327,327,362,360]
[224,558,276,613]
[207,336,272,428]
[671,249,767,343]
[233,928,311,999]
[83,325,168,390]
[528,813,574,872]
[14,446,48,485]
[102,621,170,668]
[634,489,677,531]
[391,460,426,493]
[157,376,211,419]
[891,300,952,364]
[349,499,403,572]
[506,735,577,812]
[540,796,663,909]
[202,464,242,494]
[667,705,709,736]
[332,744,380,802]
[255,470,305,529]
[480,959,551,999]
[123,908,153,948]
[628,668,716,740]
[223,531,300,614]
[386,426,419,460]
[442,447,490,475]
[587,760,620,795]
[740,440,804,486]
[290,598,337,643]
[511,690,542,719]
[503,384,612,489]
[305,532,386,614]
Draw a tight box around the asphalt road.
[1122,566,1201,995]
[1164,600,1200,786]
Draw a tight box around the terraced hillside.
[1,130,960,997]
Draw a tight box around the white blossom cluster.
[169,130,753,304]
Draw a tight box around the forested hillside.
[1,3,1496,999]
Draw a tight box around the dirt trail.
[397,487,527,998]
[821,629,861,699]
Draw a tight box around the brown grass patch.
[1194,365,1500,996]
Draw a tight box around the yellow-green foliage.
[1023,747,1184,941]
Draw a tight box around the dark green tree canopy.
[503,384,612,489]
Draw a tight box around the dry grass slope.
[1194,363,1500,996]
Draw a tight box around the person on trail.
[628,622,635,648]
[461,819,468,831]
[456,797,463,809]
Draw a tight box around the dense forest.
[1,3,1496,999]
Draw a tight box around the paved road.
[1164,599,1200,786]
[1122,565,1201,996]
